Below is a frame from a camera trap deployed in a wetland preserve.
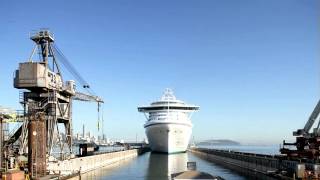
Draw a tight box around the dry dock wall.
[190,148,320,179]
[189,148,279,175]
[47,149,138,176]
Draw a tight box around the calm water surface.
[79,152,245,179]
[77,145,278,179]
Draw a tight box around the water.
[79,152,243,180]
[77,145,278,180]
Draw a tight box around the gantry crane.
[13,30,103,178]
[281,99,320,161]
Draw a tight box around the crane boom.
[281,98,320,160]
[293,99,320,136]
[73,92,104,103]
[73,92,104,131]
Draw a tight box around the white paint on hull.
[145,122,192,153]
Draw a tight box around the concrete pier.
[47,149,141,177]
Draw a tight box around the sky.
[0,0,319,145]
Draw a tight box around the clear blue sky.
[0,0,319,145]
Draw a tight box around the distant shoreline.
[196,139,241,146]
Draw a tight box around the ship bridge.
[138,89,200,112]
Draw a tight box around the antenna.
[161,88,176,101]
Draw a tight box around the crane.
[293,99,320,137]
[13,29,104,178]
[281,99,320,160]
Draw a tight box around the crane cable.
[52,44,96,96]
[52,43,103,131]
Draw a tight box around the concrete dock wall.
[47,149,138,176]
[190,148,279,175]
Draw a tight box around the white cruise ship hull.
[145,122,192,153]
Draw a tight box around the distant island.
[196,139,241,146]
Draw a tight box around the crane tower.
[14,30,76,178]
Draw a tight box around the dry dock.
[1,148,149,180]
[189,148,320,179]
[46,148,148,179]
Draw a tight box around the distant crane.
[13,30,104,178]
[281,99,320,161]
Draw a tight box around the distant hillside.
[196,139,240,146]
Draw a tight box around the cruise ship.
[138,89,199,153]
